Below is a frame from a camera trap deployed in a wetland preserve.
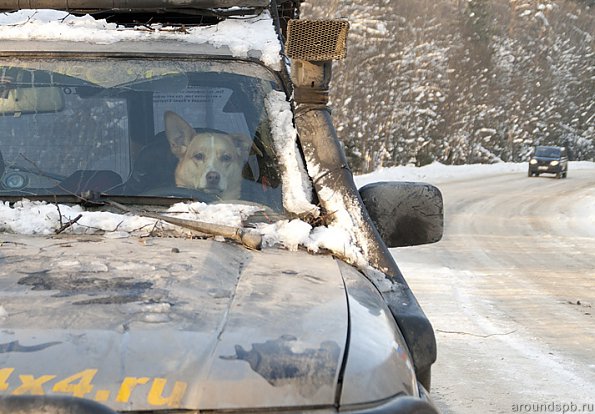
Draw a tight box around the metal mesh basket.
[285,19,349,61]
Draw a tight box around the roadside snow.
[355,161,595,235]
[354,161,528,186]
[356,160,595,187]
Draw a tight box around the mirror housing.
[359,182,443,248]
[0,87,65,114]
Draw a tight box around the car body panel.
[0,234,352,410]
[339,261,417,404]
[0,233,423,411]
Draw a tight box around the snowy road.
[387,166,595,414]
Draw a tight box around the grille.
[285,19,349,61]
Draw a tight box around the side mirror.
[359,182,443,248]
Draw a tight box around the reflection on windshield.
[535,147,561,158]
[0,59,283,211]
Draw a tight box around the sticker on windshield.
[153,86,249,135]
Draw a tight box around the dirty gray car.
[0,1,443,413]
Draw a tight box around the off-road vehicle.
[0,1,443,413]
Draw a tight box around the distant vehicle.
[528,146,568,178]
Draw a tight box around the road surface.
[392,166,595,414]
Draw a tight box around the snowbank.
[355,160,595,187]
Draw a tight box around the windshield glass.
[0,58,283,210]
[534,147,561,158]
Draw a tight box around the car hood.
[0,234,349,411]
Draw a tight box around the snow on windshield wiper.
[106,200,263,250]
[0,191,263,249]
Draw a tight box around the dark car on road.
[528,146,568,178]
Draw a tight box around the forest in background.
[301,0,594,173]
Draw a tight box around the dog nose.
[206,171,220,186]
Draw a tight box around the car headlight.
[529,159,537,164]
[550,160,559,166]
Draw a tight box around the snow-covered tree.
[302,0,594,172]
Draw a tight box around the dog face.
[164,111,251,200]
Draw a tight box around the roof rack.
[0,0,269,10]
[0,0,271,25]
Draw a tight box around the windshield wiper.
[9,165,66,182]
[106,200,263,250]
[0,192,207,210]
[0,191,264,249]
[105,73,190,94]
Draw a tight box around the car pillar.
[285,19,436,391]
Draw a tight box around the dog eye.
[193,153,205,161]
[220,154,232,162]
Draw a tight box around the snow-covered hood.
[0,234,351,411]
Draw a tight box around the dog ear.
[164,111,195,159]
[229,133,253,161]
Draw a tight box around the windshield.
[0,58,284,210]
[534,147,561,158]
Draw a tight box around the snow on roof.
[0,9,282,69]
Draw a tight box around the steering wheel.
[140,186,219,203]
[1,164,67,190]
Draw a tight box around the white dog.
[164,111,251,200]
